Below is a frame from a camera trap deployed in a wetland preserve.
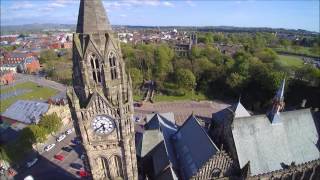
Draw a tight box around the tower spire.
[76,0,112,33]
[268,78,286,123]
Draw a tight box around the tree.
[226,72,246,90]
[39,113,62,134]
[280,39,291,49]
[130,68,143,89]
[28,125,47,143]
[154,44,174,81]
[176,68,196,90]
[255,48,277,63]
[39,49,57,64]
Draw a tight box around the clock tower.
[67,0,138,179]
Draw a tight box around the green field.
[154,91,207,102]
[276,55,304,68]
[273,46,319,57]
[0,81,58,113]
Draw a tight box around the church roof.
[136,112,177,158]
[172,115,219,179]
[232,101,251,118]
[76,0,112,33]
[232,108,319,176]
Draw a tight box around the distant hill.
[0,23,318,36]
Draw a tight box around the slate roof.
[212,101,250,125]
[76,0,112,33]
[136,113,177,156]
[2,100,49,124]
[232,108,320,175]
[172,115,219,179]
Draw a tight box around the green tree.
[40,49,57,64]
[39,113,62,134]
[130,68,143,89]
[226,72,246,90]
[176,69,196,90]
[154,44,174,81]
[255,48,278,63]
[280,39,291,49]
[28,125,47,143]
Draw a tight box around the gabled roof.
[172,115,219,179]
[232,108,319,176]
[212,101,250,125]
[137,112,177,158]
[136,113,179,179]
[76,0,112,33]
[232,101,251,118]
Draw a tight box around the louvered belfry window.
[89,53,102,83]
[109,52,118,80]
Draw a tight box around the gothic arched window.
[101,156,123,179]
[89,53,102,84]
[108,52,118,80]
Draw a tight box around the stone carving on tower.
[67,0,138,179]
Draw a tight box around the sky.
[1,0,319,32]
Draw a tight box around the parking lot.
[14,127,86,180]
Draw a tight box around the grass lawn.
[0,82,58,113]
[154,91,207,102]
[276,55,304,68]
[1,81,41,94]
[273,46,319,57]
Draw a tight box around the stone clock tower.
[67,0,138,179]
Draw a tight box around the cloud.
[10,1,34,10]
[103,0,175,9]
[186,0,196,7]
[163,1,174,7]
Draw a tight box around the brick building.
[0,71,15,85]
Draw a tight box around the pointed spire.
[76,0,112,33]
[275,78,285,102]
[268,78,286,123]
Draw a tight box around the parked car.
[26,158,38,168]
[62,146,72,152]
[72,137,81,144]
[80,154,85,160]
[24,175,34,180]
[44,144,56,151]
[70,163,82,170]
[54,154,64,161]
[56,134,66,142]
[65,128,73,135]
[77,170,89,177]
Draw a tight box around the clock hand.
[96,124,104,131]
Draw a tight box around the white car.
[56,134,66,142]
[26,158,38,168]
[44,144,56,151]
[65,128,73,135]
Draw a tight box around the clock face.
[91,115,115,135]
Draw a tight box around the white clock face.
[92,115,115,135]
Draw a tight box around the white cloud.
[10,1,34,10]
[103,0,175,9]
[49,3,66,8]
[186,0,196,7]
[163,1,174,7]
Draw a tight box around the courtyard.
[134,100,230,125]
